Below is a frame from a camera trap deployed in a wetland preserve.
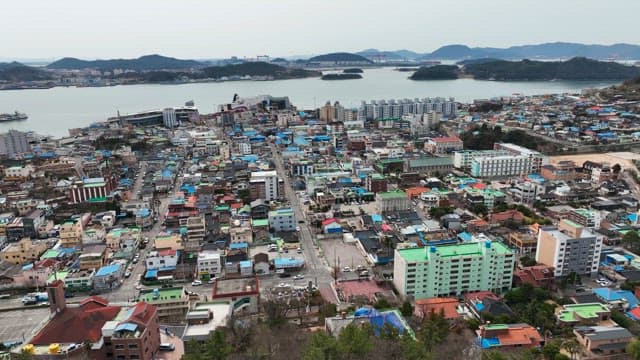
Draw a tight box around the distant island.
[409,57,640,81]
[0,62,52,82]
[356,42,640,61]
[321,73,362,80]
[202,62,320,80]
[464,57,640,81]
[409,65,459,80]
[342,68,363,73]
[47,54,203,71]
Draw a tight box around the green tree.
[542,340,561,360]
[400,335,430,360]
[302,332,339,360]
[624,231,640,252]
[337,323,374,359]
[472,204,488,216]
[627,339,640,360]
[562,339,581,360]
[418,309,450,352]
[400,300,414,317]
[519,255,537,267]
[183,330,232,360]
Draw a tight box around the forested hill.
[464,57,640,81]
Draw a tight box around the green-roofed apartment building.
[393,241,515,300]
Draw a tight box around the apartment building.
[471,154,533,178]
[138,287,189,324]
[185,216,206,253]
[393,241,515,300]
[567,208,601,228]
[536,219,603,277]
[1,237,48,264]
[268,208,296,232]
[493,143,545,174]
[249,170,283,201]
[197,251,222,280]
[0,129,30,156]
[59,219,83,249]
[68,176,118,204]
[229,226,253,244]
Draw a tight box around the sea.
[0,67,616,137]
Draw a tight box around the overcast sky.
[3,0,640,60]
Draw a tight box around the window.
[128,344,138,350]
[114,344,125,350]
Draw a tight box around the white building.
[145,249,179,270]
[0,130,30,156]
[251,170,280,201]
[493,143,545,174]
[238,142,251,155]
[163,108,177,128]
[268,208,296,232]
[471,155,532,178]
[197,251,222,279]
[4,165,35,179]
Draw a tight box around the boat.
[0,111,28,122]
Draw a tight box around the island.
[202,62,320,80]
[464,57,640,81]
[409,65,459,80]
[321,73,363,80]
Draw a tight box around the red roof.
[322,218,337,226]
[230,202,243,209]
[158,249,177,257]
[629,307,640,320]
[415,297,460,319]
[464,291,500,303]
[431,136,461,143]
[127,301,157,327]
[31,297,121,345]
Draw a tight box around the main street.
[269,143,334,287]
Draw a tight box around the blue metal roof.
[96,264,121,277]
[230,242,248,250]
[115,323,138,332]
[145,269,158,279]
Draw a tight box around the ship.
[0,111,28,122]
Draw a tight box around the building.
[229,226,253,244]
[154,233,183,251]
[162,107,177,128]
[359,98,457,121]
[145,249,179,271]
[424,137,463,154]
[138,287,189,324]
[506,229,538,255]
[405,157,454,174]
[268,207,296,232]
[79,244,108,270]
[454,150,509,170]
[197,251,222,280]
[211,277,260,314]
[393,241,515,300]
[476,323,543,350]
[290,160,314,177]
[59,219,83,249]
[493,143,545,174]
[376,190,410,214]
[102,301,161,360]
[541,161,579,181]
[0,129,30,156]
[94,263,124,290]
[536,220,603,277]
[182,302,232,344]
[365,173,388,193]
[249,170,283,201]
[573,326,633,356]
[4,165,35,180]
[567,208,601,228]
[185,216,206,253]
[106,227,141,251]
[471,154,534,178]
[68,176,117,204]
[1,237,48,264]
[557,303,611,325]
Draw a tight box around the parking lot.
[319,238,369,276]
[0,307,50,343]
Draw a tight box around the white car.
[135,284,143,290]
[294,274,304,280]
[191,280,202,286]
[342,266,352,272]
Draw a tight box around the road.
[269,143,333,287]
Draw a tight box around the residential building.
[536,220,603,277]
[185,216,206,253]
[359,98,457,121]
[405,157,454,174]
[139,287,189,324]
[154,233,183,251]
[476,324,543,350]
[197,251,222,280]
[541,161,579,181]
[567,208,601,228]
[93,263,124,290]
[0,130,30,156]
[376,190,410,214]
[506,229,538,255]
[365,173,388,193]
[106,227,141,251]
[1,238,48,264]
[424,137,463,154]
[573,326,633,356]
[102,301,161,360]
[393,241,515,300]
[557,303,611,325]
[290,160,314,177]
[79,244,108,270]
[182,302,233,344]
[230,226,253,244]
[59,219,83,249]
[249,170,282,201]
[145,249,179,271]
[64,269,95,291]
[4,165,35,180]
[268,207,296,232]
[471,154,534,178]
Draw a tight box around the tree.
[400,300,414,317]
[337,323,374,359]
[472,204,488,216]
[302,332,339,360]
[562,339,581,360]
[183,330,232,360]
[519,255,537,267]
[624,231,640,252]
[627,339,640,360]
[613,163,622,174]
[263,299,290,327]
[541,340,561,360]
[418,310,450,352]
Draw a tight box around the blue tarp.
[145,269,158,279]
[96,264,121,277]
[230,242,248,250]
[115,323,138,332]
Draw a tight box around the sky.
[3,0,640,61]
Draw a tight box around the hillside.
[308,52,373,63]
[464,57,640,81]
[0,62,52,81]
[202,62,321,79]
[357,49,421,61]
[321,73,362,80]
[409,65,459,80]
[47,54,203,71]
[421,42,640,60]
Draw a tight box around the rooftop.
[377,189,408,200]
[213,277,259,297]
[558,303,610,322]
[397,241,512,262]
[139,287,185,302]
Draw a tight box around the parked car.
[207,278,216,284]
[135,284,143,290]
[191,280,202,286]
[124,271,131,278]
[278,272,291,278]
[159,343,175,351]
[294,274,304,280]
[342,266,352,272]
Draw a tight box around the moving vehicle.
[191,280,202,286]
[293,274,304,280]
[159,343,175,351]
[342,266,352,272]
[207,278,216,284]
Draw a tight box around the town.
[2,86,640,360]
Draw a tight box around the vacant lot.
[549,152,640,170]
